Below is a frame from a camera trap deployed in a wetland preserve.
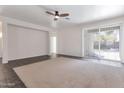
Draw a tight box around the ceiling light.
[55,15,59,19]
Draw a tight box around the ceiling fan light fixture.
[46,10,69,21]
[55,15,59,19]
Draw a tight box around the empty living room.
[1,1,124,92]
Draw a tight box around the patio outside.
[91,30,120,61]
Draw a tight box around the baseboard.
[8,54,83,67]
[8,55,50,67]
[57,54,83,59]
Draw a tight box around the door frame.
[83,23,121,62]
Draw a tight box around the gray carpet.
[14,57,124,88]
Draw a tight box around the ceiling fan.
[46,11,70,21]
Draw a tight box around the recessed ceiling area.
[0,5,124,28]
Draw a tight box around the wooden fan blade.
[46,11,55,16]
[60,13,69,17]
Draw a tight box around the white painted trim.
[2,20,8,64]
[83,23,122,31]
[81,29,84,57]
[3,16,54,32]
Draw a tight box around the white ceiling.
[0,5,124,28]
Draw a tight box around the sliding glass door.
[85,25,120,61]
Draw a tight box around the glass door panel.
[85,29,101,59]
[99,30,120,61]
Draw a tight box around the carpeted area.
[14,57,124,88]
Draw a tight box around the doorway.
[50,36,57,58]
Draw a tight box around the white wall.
[2,15,124,63]
[0,16,54,63]
[58,25,83,57]
[8,24,49,61]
